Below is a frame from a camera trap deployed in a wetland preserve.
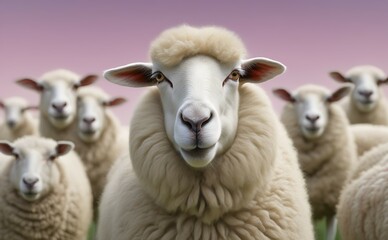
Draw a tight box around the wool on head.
[39,69,81,85]
[150,25,247,67]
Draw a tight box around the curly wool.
[280,88,356,219]
[97,84,314,240]
[150,25,247,67]
[350,124,388,156]
[0,155,91,240]
[337,152,388,240]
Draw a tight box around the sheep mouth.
[51,114,70,120]
[305,126,320,132]
[81,129,97,135]
[359,99,374,105]
[180,144,217,168]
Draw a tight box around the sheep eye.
[48,155,56,161]
[73,84,80,90]
[13,153,20,159]
[153,72,165,83]
[228,70,240,81]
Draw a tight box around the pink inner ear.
[273,89,295,102]
[16,79,43,91]
[0,143,14,155]
[105,97,126,107]
[245,64,277,80]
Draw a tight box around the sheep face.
[0,97,37,130]
[77,93,125,142]
[330,66,388,112]
[105,55,284,169]
[16,70,98,129]
[0,138,73,202]
[274,86,350,140]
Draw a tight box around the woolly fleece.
[0,136,92,240]
[150,25,247,67]
[350,124,388,157]
[97,84,314,240]
[280,85,357,219]
[337,148,388,240]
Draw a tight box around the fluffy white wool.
[350,124,388,157]
[150,25,247,67]
[97,85,314,239]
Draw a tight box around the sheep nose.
[52,102,67,112]
[7,120,16,128]
[358,90,373,98]
[22,177,39,189]
[181,111,212,133]
[83,117,96,125]
[306,114,320,123]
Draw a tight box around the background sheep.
[71,86,128,215]
[273,85,356,240]
[337,142,388,240]
[0,136,92,240]
[330,65,388,125]
[16,69,97,140]
[97,25,314,240]
[350,124,388,157]
[0,97,38,141]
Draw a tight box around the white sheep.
[71,86,128,214]
[273,84,356,240]
[337,142,388,240]
[16,69,98,140]
[0,136,92,240]
[0,97,38,141]
[330,65,388,125]
[97,25,314,240]
[350,124,388,156]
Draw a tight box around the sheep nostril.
[358,90,373,98]
[306,114,320,123]
[181,113,212,132]
[23,177,39,189]
[52,102,67,111]
[83,117,96,124]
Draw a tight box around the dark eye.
[152,72,173,88]
[73,84,80,90]
[223,70,241,86]
[13,153,20,159]
[48,155,56,161]
[229,70,240,81]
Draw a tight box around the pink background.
[1,0,387,123]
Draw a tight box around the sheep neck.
[130,84,277,223]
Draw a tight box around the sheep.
[273,84,356,240]
[16,69,98,141]
[0,136,92,240]
[96,25,314,240]
[330,65,388,125]
[337,142,388,240]
[350,124,388,157]
[71,86,128,214]
[0,97,38,141]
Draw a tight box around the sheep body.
[70,86,129,212]
[280,85,356,220]
[0,136,92,240]
[350,124,388,156]
[337,143,388,240]
[97,85,314,240]
[0,97,38,141]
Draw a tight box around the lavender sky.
[1,0,387,122]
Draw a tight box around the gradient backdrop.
[1,0,388,122]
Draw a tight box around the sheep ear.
[240,57,286,83]
[329,72,351,83]
[104,63,154,88]
[0,141,14,156]
[0,101,4,108]
[273,88,295,103]
[103,97,127,107]
[55,141,74,157]
[327,86,351,103]
[16,78,43,92]
[377,77,388,85]
[79,75,98,87]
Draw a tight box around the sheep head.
[274,85,350,139]
[0,97,37,130]
[17,69,98,129]
[0,137,74,201]
[330,65,388,112]
[104,25,285,168]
